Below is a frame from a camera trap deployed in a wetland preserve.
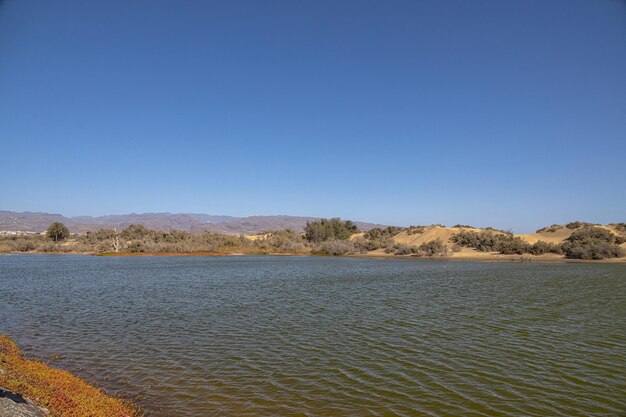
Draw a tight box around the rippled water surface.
[1,255,625,416]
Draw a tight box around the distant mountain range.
[0,211,385,234]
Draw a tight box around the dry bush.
[314,239,357,255]
[536,224,562,233]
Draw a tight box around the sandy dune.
[393,226,482,247]
[517,228,573,244]
[393,224,624,247]
[245,223,625,262]
[380,224,624,261]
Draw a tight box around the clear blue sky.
[1,1,625,232]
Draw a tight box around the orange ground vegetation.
[96,251,239,256]
[0,336,140,417]
[96,251,311,257]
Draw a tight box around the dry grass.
[96,251,238,257]
[0,336,140,417]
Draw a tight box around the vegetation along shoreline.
[1,219,625,263]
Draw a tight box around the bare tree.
[112,228,121,252]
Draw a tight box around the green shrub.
[497,237,531,254]
[484,226,511,234]
[390,244,417,255]
[561,226,624,259]
[565,221,597,230]
[360,227,400,250]
[352,236,387,252]
[364,226,404,240]
[451,230,530,254]
[418,238,447,256]
[452,224,474,229]
[304,218,357,243]
[450,230,495,251]
[384,239,448,256]
[562,240,624,259]
[529,241,563,255]
[568,226,616,242]
[536,224,562,233]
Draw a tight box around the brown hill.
[0,210,384,235]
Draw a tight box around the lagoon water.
[1,255,625,416]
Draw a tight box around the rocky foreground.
[0,387,46,417]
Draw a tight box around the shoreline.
[2,250,626,264]
[0,336,139,417]
[347,253,626,264]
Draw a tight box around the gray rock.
[0,387,46,417]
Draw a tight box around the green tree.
[46,222,70,242]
